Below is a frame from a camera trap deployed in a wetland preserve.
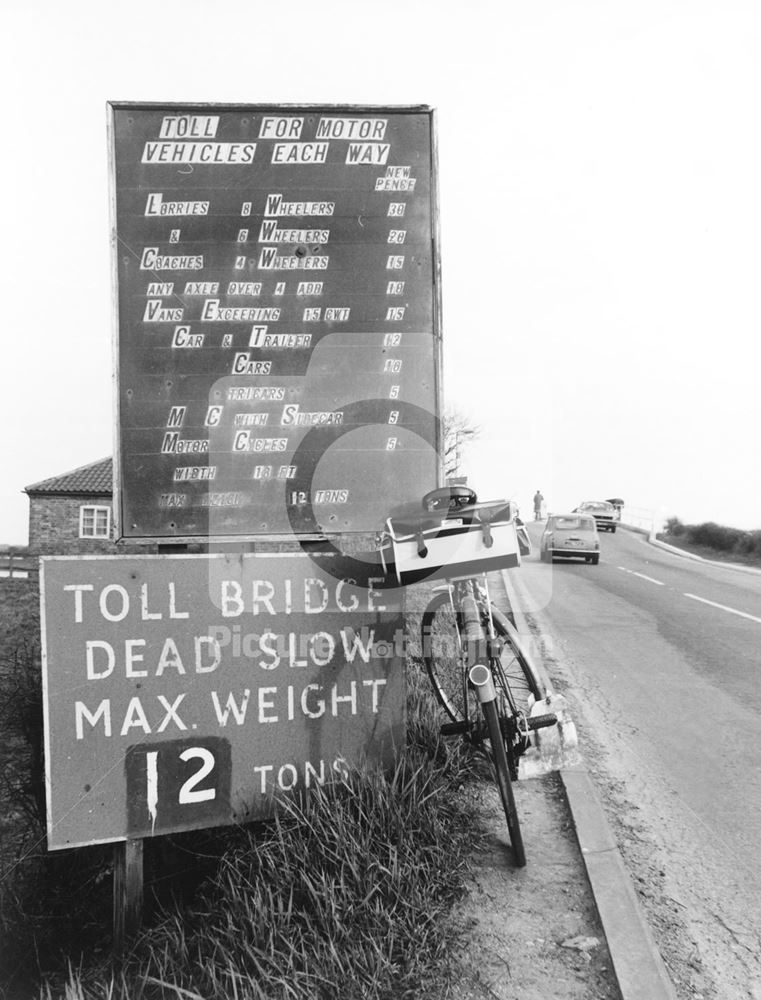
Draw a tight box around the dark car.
[540,514,601,564]
[573,500,619,533]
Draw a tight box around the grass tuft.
[43,741,480,1000]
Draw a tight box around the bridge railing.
[619,506,668,540]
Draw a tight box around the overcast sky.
[2,0,760,544]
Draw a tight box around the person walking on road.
[533,490,544,520]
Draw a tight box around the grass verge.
[658,516,761,568]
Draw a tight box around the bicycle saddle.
[422,485,478,513]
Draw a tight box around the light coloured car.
[573,500,619,533]
[540,513,601,564]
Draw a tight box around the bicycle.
[380,485,557,867]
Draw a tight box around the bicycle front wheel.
[481,697,526,867]
[489,605,544,710]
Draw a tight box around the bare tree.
[442,406,480,479]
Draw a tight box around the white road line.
[683,593,761,624]
[617,566,665,586]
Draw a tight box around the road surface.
[509,525,761,1000]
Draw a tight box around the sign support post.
[113,838,144,956]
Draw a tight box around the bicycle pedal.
[527,713,558,731]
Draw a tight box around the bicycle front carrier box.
[469,664,497,703]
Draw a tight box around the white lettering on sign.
[145,193,209,216]
[324,307,350,321]
[258,221,330,243]
[232,433,288,452]
[314,490,349,503]
[201,301,280,321]
[346,143,390,165]
[142,142,256,165]
[264,194,335,216]
[159,115,219,139]
[200,493,244,507]
[146,282,173,296]
[159,493,187,507]
[271,143,329,164]
[259,117,304,139]
[249,757,352,794]
[174,467,217,481]
[227,386,284,401]
[227,282,262,295]
[183,282,219,295]
[209,677,377,724]
[249,330,312,348]
[303,308,321,321]
[172,328,204,348]
[213,576,387,616]
[63,581,190,623]
[140,248,203,270]
[281,405,344,426]
[161,433,209,454]
[316,118,387,140]
[144,300,184,322]
[297,282,323,295]
[258,249,329,270]
[232,355,272,374]
[75,694,189,739]
[166,406,186,428]
[375,177,416,191]
[234,413,269,427]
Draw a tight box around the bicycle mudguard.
[379,499,522,586]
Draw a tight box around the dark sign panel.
[41,553,404,849]
[109,103,441,540]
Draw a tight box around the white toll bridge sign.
[40,553,404,849]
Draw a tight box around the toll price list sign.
[110,103,441,541]
[41,553,404,849]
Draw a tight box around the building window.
[79,505,111,539]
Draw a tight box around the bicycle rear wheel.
[421,593,543,722]
[420,591,472,722]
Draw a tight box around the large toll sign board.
[40,553,404,849]
[109,103,441,541]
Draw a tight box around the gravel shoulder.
[448,774,620,1000]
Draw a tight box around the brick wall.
[27,495,157,557]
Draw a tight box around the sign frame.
[108,101,443,544]
[40,550,406,850]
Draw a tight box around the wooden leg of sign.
[113,838,144,958]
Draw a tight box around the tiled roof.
[25,457,113,496]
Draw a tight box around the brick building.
[24,457,140,557]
